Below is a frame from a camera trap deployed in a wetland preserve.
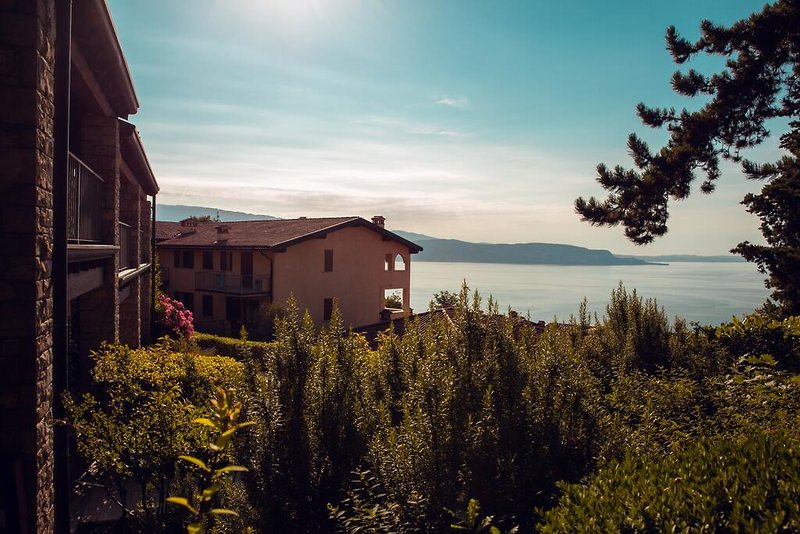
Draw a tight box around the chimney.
[371,215,385,228]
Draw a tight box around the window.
[173,250,181,268]
[385,253,393,271]
[384,288,404,309]
[220,250,232,271]
[202,294,214,317]
[176,250,194,269]
[323,298,333,320]
[394,254,406,271]
[324,249,334,272]
[183,292,194,312]
[202,250,213,270]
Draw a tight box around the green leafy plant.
[168,387,255,533]
[538,432,800,532]
[63,342,244,530]
[450,499,518,534]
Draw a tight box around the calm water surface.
[410,261,770,326]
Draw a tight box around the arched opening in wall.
[384,288,404,309]
[384,253,393,271]
[394,254,406,271]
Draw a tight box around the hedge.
[193,332,278,361]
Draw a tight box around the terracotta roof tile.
[154,217,423,253]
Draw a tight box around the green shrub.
[538,432,800,533]
[64,341,244,531]
[193,332,278,364]
[716,313,800,369]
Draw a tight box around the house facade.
[0,1,158,531]
[156,216,422,334]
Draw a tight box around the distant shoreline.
[156,204,745,266]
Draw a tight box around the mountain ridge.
[156,205,740,265]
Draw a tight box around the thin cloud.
[435,95,470,109]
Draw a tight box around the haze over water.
[410,261,770,326]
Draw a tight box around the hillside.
[157,204,278,222]
[617,254,745,263]
[406,237,651,266]
[156,206,737,266]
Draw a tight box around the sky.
[107,0,779,255]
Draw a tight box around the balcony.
[67,152,105,243]
[195,272,270,295]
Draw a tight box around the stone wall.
[77,115,120,352]
[119,277,140,347]
[118,178,142,347]
[0,0,56,531]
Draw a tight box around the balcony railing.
[119,222,137,269]
[67,152,105,243]
[195,272,269,295]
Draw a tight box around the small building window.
[220,250,232,271]
[323,297,333,320]
[202,294,214,317]
[394,254,406,271]
[181,250,194,269]
[385,253,393,271]
[384,288,404,309]
[324,249,334,272]
[173,250,181,268]
[202,251,213,270]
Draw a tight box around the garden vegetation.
[65,287,800,532]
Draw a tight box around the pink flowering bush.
[156,294,194,339]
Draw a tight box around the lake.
[409,261,770,326]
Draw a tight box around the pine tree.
[575,0,800,315]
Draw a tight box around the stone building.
[156,216,422,334]
[0,1,158,531]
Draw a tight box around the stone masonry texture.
[0,0,57,531]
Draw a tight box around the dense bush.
[194,331,278,363]
[538,432,800,532]
[71,286,800,532]
[716,313,800,369]
[64,340,244,530]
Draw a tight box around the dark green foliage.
[538,432,800,532]
[715,313,800,369]
[450,499,518,534]
[168,387,254,534]
[246,303,288,342]
[193,331,278,362]
[385,291,403,308]
[328,469,426,534]
[430,290,460,309]
[733,165,800,316]
[575,0,800,314]
[74,286,800,532]
[64,341,244,530]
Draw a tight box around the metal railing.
[119,222,137,269]
[195,272,269,295]
[67,152,105,243]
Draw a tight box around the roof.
[119,119,158,195]
[72,0,138,116]
[155,217,424,253]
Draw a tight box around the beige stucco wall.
[271,225,412,328]
[158,225,414,331]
